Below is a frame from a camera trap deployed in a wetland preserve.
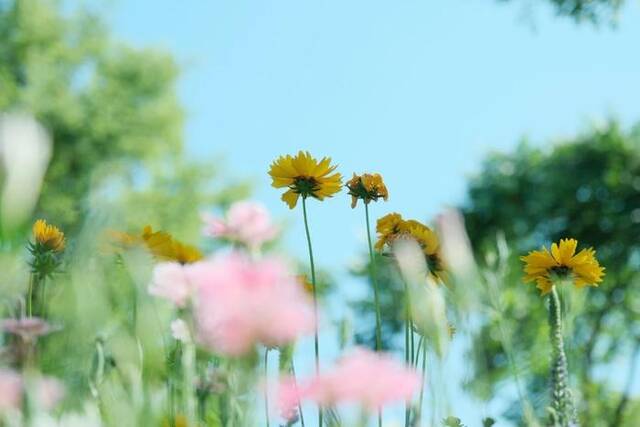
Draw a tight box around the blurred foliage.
[463,120,640,426]
[350,253,407,351]
[498,0,625,23]
[0,0,239,239]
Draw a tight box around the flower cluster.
[278,348,420,419]
[202,200,279,250]
[148,253,315,356]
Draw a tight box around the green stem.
[403,279,411,427]
[301,197,322,427]
[291,360,306,427]
[364,203,383,427]
[264,349,270,427]
[27,275,34,317]
[418,339,427,423]
[364,203,383,352]
[548,286,576,427]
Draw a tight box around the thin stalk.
[27,275,34,317]
[291,361,306,427]
[364,203,383,351]
[548,286,576,427]
[403,279,411,427]
[364,203,383,427]
[418,340,427,422]
[264,349,271,427]
[301,197,322,427]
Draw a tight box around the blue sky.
[107,1,640,424]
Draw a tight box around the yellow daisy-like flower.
[32,219,65,252]
[405,220,444,280]
[521,238,605,295]
[268,151,342,209]
[170,240,203,264]
[110,226,202,264]
[375,214,445,280]
[374,212,407,251]
[346,172,389,208]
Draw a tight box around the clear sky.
[107,0,640,424]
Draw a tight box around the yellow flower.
[374,212,406,251]
[405,220,444,280]
[375,214,445,281]
[110,226,201,264]
[521,238,605,295]
[296,274,315,294]
[32,219,65,252]
[346,172,389,208]
[268,151,342,209]
[170,240,203,264]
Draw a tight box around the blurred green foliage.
[0,0,243,240]
[463,121,640,426]
[498,0,625,23]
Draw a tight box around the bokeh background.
[1,0,639,425]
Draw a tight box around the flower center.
[293,176,320,197]
[550,265,571,278]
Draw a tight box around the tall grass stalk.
[364,203,383,427]
[301,196,322,427]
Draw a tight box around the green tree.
[0,0,189,232]
[498,0,624,23]
[462,121,640,426]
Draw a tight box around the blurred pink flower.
[277,377,304,421]
[36,377,65,410]
[190,252,315,356]
[148,262,192,307]
[0,371,64,412]
[170,319,191,343]
[2,317,54,342]
[0,369,22,412]
[279,348,420,419]
[202,201,279,250]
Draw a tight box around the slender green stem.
[548,286,576,427]
[264,349,271,427]
[291,361,306,427]
[364,203,383,427]
[403,279,411,427]
[364,203,383,352]
[27,275,34,317]
[418,339,427,422]
[301,197,322,427]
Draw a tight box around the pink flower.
[148,262,192,307]
[0,369,22,412]
[2,317,54,342]
[36,377,65,410]
[277,377,304,421]
[279,348,420,418]
[170,319,191,343]
[190,252,315,356]
[202,201,279,250]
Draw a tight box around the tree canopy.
[463,121,640,426]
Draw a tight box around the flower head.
[278,348,420,418]
[346,173,389,208]
[32,219,65,252]
[149,262,193,307]
[521,238,605,295]
[268,151,342,209]
[202,201,279,250]
[2,317,55,342]
[374,213,406,251]
[190,253,315,356]
[375,214,444,281]
[110,226,201,264]
[0,369,22,412]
